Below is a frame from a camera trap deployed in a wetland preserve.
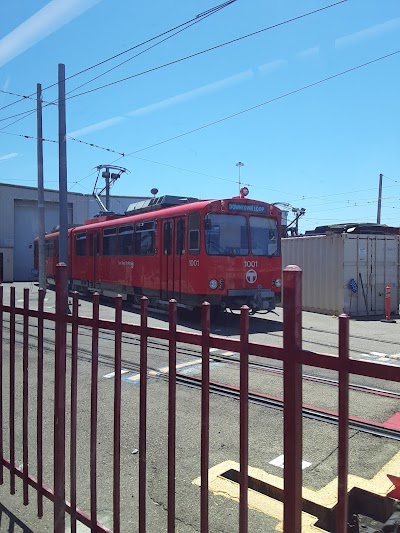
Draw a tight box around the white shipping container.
[282,234,400,317]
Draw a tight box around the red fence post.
[54,263,68,533]
[9,287,16,495]
[239,305,249,533]
[168,299,177,533]
[90,293,100,530]
[22,288,29,505]
[336,314,349,533]
[139,297,148,533]
[282,265,303,533]
[0,284,3,486]
[70,292,79,533]
[200,302,210,533]
[113,295,122,533]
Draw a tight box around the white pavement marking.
[103,369,129,379]
[269,454,312,470]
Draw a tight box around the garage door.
[13,200,72,281]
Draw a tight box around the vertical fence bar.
[22,288,29,505]
[0,280,4,485]
[9,286,16,495]
[139,297,148,533]
[0,285,3,486]
[90,293,100,531]
[200,302,210,533]
[336,314,350,533]
[283,265,303,532]
[113,296,122,533]
[37,288,44,517]
[70,292,79,533]
[54,263,68,532]
[239,306,249,533]
[168,300,177,533]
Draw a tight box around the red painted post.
[200,302,210,533]
[139,297,148,533]
[337,314,349,533]
[70,292,79,533]
[22,288,29,505]
[283,265,303,533]
[9,287,16,495]
[239,305,249,533]
[37,288,44,518]
[0,285,3,486]
[168,299,177,533]
[54,263,68,533]
[90,293,100,531]
[113,295,122,533]
[385,284,390,321]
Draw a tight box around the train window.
[205,214,248,256]
[117,225,134,255]
[46,239,54,258]
[103,228,118,256]
[250,217,279,257]
[176,220,185,256]
[163,222,172,255]
[76,232,87,256]
[135,221,155,256]
[188,214,200,255]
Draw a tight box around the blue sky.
[0,0,399,232]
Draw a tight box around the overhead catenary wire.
[0,0,348,127]
[0,0,236,115]
[4,49,399,201]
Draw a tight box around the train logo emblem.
[246,269,257,284]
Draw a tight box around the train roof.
[40,196,281,236]
[125,195,200,216]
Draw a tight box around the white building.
[0,182,146,282]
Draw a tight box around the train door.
[161,217,187,301]
[87,232,99,284]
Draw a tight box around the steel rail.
[171,373,400,441]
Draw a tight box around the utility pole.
[37,83,46,293]
[377,173,383,224]
[236,162,244,194]
[58,63,68,265]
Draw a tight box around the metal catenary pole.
[58,64,68,266]
[37,83,46,293]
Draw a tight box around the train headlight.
[209,279,218,290]
[273,278,282,288]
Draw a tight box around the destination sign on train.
[227,202,267,214]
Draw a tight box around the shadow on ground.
[0,503,34,532]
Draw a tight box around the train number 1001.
[244,260,258,268]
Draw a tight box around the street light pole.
[377,173,383,224]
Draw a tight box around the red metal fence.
[0,263,399,532]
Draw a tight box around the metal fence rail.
[0,263,399,532]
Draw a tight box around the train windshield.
[249,216,279,257]
[204,214,248,256]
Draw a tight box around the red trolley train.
[35,192,282,315]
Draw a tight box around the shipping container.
[282,234,400,317]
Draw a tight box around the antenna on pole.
[236,161,244,194]
[93,164,129,213]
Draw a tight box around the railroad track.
[2,320,400,401]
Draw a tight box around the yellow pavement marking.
[389,353,400,359]
[193,451,400,532]
[159,359,202,374]
[127,374,140,382]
